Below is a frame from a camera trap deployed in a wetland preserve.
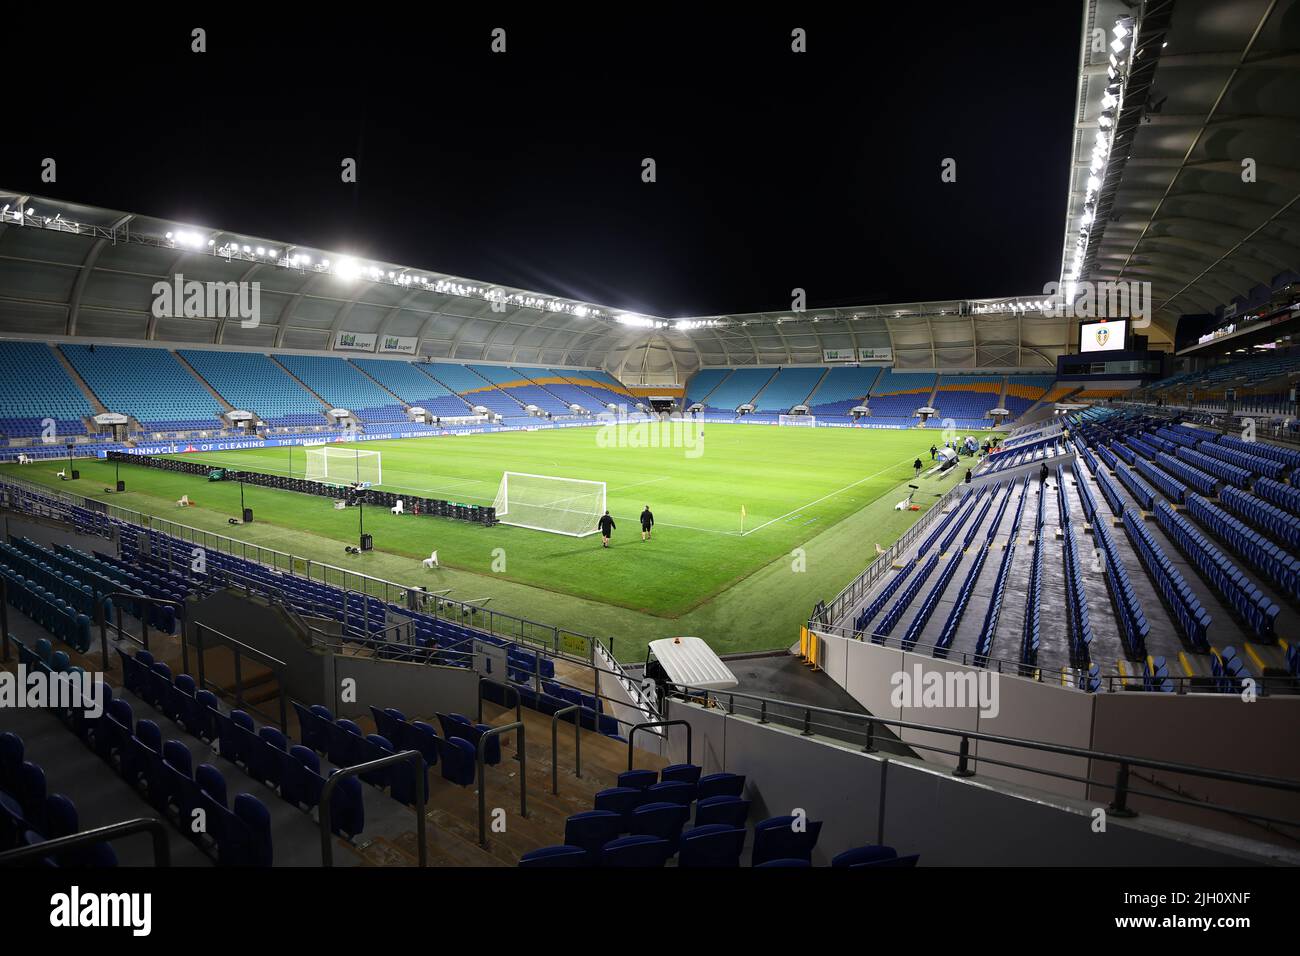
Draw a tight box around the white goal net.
[305,445,383,486]
[778,414,816,427]
[493,472,607,537]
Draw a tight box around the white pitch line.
[609,475,671,494]
[739,454,917,537]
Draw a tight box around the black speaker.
[69,469,80,480]
[359,533,373,551]
[243,508,254,523]
[116,480,125,492]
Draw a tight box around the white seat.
[391,499,405,516]
[422,550,439,569]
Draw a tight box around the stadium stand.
[274,355,408,423]
[421,364,523,418]
[697,368,777,414]
[929,375,1002,428]
[805,366,880,418]
[0,341,95,441]
[867,370,935,425]
[350,359,474,418]
[60,345,224,433]
[684,368,732,408]
[179,350,326,428]
[1001,375,1055,419]
[751,366,827,413]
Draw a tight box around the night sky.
[6,9,1082,317]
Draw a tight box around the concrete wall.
[814,629,1300,840]
[331,654,478,721]
[665,698,1297,866]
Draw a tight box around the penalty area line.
[739,454,917,537]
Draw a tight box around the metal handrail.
[193,620,290,731]
[551,704,581,795]
[665,682,1300,825]
[628,720,691,770]
[96,591,186,670]
[479,676,522,727]
[0,816,170,867]
[319,750,426,867]
[478,722,526,847]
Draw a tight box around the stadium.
[0,1,1297,912]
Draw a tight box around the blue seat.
[563,810,623,864]
[437,737,476,786]
[696,772,745,801]
[617,769,657,791]
[518,845,588,868]
[645,780,694,806]
[630,801,690,852]
[591,785,643,822]
[752,815,823,866]
[679,824,746,867]
[599,834,671,867]
[831,845,899,867]
[660,764,702,785]
[281,745,325,810]
[250,727,288,789]
[328,719,365,767]
[326,772,365,839]
[695,795,751,828]
[0,732,22,792]
[755,858,811,867]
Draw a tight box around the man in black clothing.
[1039,463,1049,485]
[598,510,616,547]
[929,444,937,461]
[640,505,655,541]
[913,457,923,477]
[964,468,972,484]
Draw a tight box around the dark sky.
[6,8,1082,317]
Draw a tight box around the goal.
[305,445,383,486]
[778,414,816,427]
[492,472,607,537]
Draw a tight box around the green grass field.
[0,423,991,658]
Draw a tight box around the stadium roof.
[0,191,1077,379]
[1063,0,1300,338]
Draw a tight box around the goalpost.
[305,445,383,486]
[493,472,607,536]
[778,414,816,427]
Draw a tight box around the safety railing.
[551,704,582,795]
[0,817,170,867]
[817,481,968,628]
[662,683,1300,832]
[193,621,290,731]
[320,750,427,867]
[478,723,526,847]
[95,591,187,672]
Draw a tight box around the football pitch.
[1,423,992,656]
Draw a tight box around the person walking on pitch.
[598,511,616,547]
[640,505,655,541]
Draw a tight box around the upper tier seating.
[419,364,522,417]
[0,341,94,439]
[752,367,827,412]
[699,368,778,412]
[685,368,732,407]
[349,359,473,418]
[1001,375,1054,419]
[274,355,407,422]
[805,366,880,417]
[465,366,572,416]
[179,350,325,427]
[930,376,1002,423]
[868,370,936,420]
[61,345,224,431]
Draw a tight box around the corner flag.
[740,504,747,533]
